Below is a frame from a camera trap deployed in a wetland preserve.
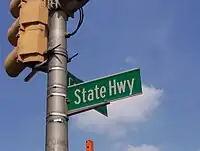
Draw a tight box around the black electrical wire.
[66,7,84,38]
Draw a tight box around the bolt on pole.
[45,10,68,151]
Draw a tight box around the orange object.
[86,140,94,151]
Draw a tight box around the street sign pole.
[45,10,68,151]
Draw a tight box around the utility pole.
[46,10,68,151]
[5,1,143,151]
[5,1,89,151]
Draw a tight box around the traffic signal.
[5,0,89,79]
[63,0,89,17]
[86,140,94,151]
[5,0,48,77]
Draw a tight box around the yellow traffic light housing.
[5,0,22,77]
[5,0,89,79]
[8,18,19,47]
[5,0,48,77]
[10,0,20,19]
[4,48,26,77]
[17,0,48,64]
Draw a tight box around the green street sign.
[67,72,108,116]
[68,68,142,111]
[68,72,84,86]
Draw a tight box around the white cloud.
[108,143,160,151]
[127,144,160,151]
[72,85,163,137]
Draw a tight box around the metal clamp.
[48,92,66,98]
[47,118,65,124]
[48,84,66,90]
[47,0,63,10]
[24,44,61,82]
[47,46,67,57]
[52,50,68,58]
[48,67,66,72]
[47,112,67,118]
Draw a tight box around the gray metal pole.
[45,10,68,151]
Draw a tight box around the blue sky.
[1,0,200,151]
